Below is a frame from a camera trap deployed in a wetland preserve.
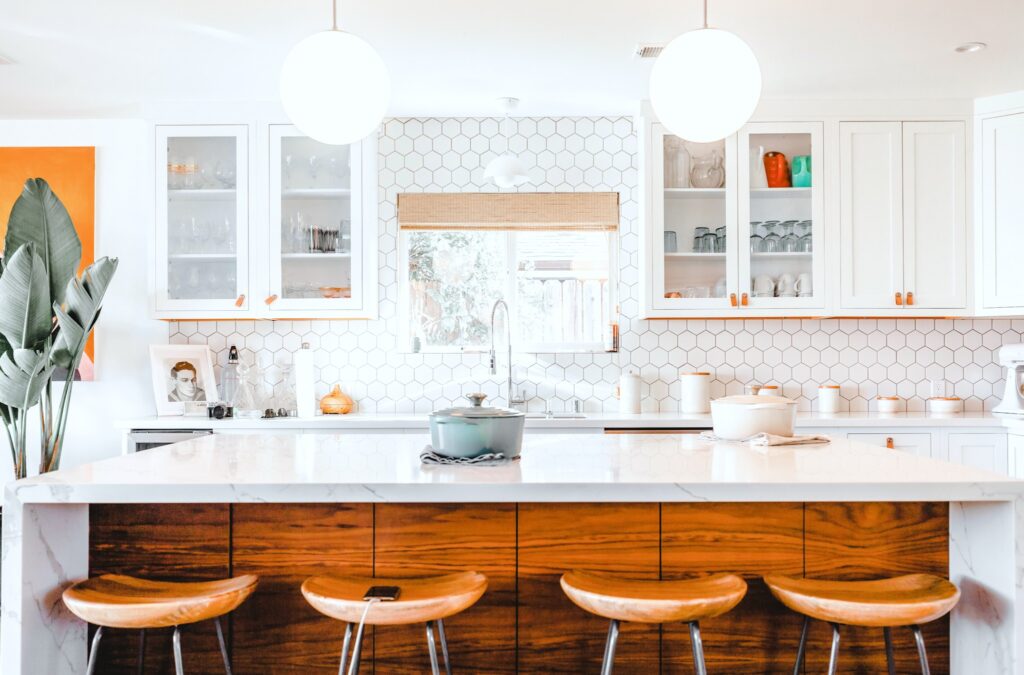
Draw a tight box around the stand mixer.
[993,344,1024,415]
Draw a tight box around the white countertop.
[11,433,1021,505]
[115,410,1015,431]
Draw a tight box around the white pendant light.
[649,0,761,143]
[484,97,531,188]
[280,0,390,145]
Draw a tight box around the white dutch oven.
[710,394,797,440]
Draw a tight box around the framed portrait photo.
[149,344,218,416]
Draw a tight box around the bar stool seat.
[764,573,960,675]
[64,573,259,628]
[302,571,488,675]
[764,573,960,627]
[560,570,747,675]
[560,570,747,623]
[63,573,258,675]
[302,571,487,625]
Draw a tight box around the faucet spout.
[489,299,514,407]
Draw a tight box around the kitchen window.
[398,192,619,352]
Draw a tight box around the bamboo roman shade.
[397,192,619,232]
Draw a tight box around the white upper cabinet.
[642,119,823,318]
[155,125,251,317]
[839,120,967,314]
[980,112,1024,312]
[152,121,378,320]
[902,122,967,309]
[839,122,903,310]
[267,124,377,318]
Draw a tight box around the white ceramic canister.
[876,396,902,414]
[757,385,780,396]
[618,371,642,414]
[679,371,711,414]
[818,384,841,413]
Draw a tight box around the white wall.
[0,119,162,481]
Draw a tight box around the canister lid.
[819,384,840,389]
[876,396,900,400]
[680,371,711,376]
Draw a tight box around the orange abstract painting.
[0,147,96,380]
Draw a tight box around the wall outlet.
[929,379,948,397]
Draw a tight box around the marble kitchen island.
[3,433,1022,674]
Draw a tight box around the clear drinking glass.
[693,226,710,252]
[701,231,719,253]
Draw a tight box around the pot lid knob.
[466,393,487,407]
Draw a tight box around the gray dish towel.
[420,446,520,465]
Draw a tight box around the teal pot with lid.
[429,393,525,459]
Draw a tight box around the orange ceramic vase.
[763,152,791,188]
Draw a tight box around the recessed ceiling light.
[954,42,987,54]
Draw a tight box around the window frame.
[399,228,618,354]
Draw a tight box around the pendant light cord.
[702,0,708,28]
[331,0,339,31]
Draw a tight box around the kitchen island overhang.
[3,433,1021,674]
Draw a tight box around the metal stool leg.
[347,621,366,675]
[827,623,841,675]
[214,618,232,675]
[911,625,932,675]
[437,618,452,675]
[137,628,146,675]
[600,619,620,675]
[426,621,441,675]
[884,627,897,675]
[792,617,809,675]
[689,621,707,675]
[85,626,104,675]
[172,626,184,675]
[337,623,353,675]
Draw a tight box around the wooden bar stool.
[62,573,258,675]
[764,573,960,675]
[560,570,747,675]
[301,571,487,675]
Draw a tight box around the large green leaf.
[5,178,82,308]
[51,256,118,369]
[0,348,52,409]
[0,245,52,349]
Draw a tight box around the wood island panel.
[231,503,373,674]
[373,504,517,674]
[517,503,661,674]
[804,502,950,674]
[661,503,805,674]
[88,504,230,675]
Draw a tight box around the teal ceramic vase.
[792,155,812,188]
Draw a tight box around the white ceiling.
[1,0,1022,118]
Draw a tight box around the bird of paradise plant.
[0,178,118,479]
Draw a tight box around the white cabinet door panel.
[902,122,967,309]
[948,433,1009,476]
[840,122,904,310]
[982,113,1024,309]
[847,432,931,458]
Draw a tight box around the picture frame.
[149,344,218,416]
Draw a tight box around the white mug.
[796,273,812,296]
[777,273,796,295]
[753,275,774,296]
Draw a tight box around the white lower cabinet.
[847,432,933,458]
[1008,434,1024,479]
[947,433,1009,475]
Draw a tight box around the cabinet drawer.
[947,433,1009,476]
[847,432,931,458]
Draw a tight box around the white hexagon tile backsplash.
[170,117,1020,414]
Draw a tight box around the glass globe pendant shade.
[484,153,530,188]
[650,28,761,143]
[280,30,390,145]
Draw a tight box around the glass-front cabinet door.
[652,123,738,311]
[737,122,825,309]
[268,124,371,316]
[155,125,249,314]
